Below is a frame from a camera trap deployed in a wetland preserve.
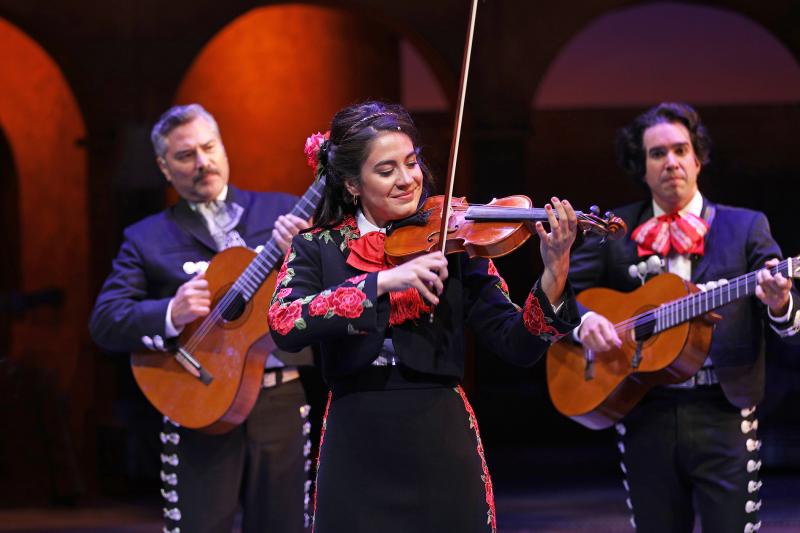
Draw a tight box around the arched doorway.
[0,127,19,357]
[173,3,452,198]
[0,17,88,504]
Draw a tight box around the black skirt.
[312,365,496,533]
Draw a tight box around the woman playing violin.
[268,101,581,532]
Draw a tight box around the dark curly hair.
[311,101,434,228]
[615,102,712,190]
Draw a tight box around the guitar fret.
[644,257,795,337]
[556,256,798,431]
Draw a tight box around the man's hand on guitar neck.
[170,272,212,329]
[273,214,310,254]
[578,312,623,352]
[756,258,792,317]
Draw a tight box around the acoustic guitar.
[547,256,799,430]
[131,177,325,434]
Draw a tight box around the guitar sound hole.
[633,318,656,342]
[221,292,247,322]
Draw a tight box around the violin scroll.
[581,206,627,241]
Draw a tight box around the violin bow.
[429,0,479,321]
[437,0,479,255]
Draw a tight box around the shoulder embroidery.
[522,292,563,343]
[488,259,516,307]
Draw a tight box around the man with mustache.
[90,104,312,532]
[568,102,798,533]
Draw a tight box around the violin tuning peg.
[590,205,600,216]
[605,211,613,220]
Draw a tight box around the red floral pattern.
[346,273,367,284]
[309,293,331,317]
[487,259,510,296]
[304,131,329,170]
[454,386,496,532]
[276,287,292,300]
[330,286,367,319]
[522,292,563,342]
[268,299,303,336]
[312,391,333,532]
[275,256,290,287]
[333,215,357,234]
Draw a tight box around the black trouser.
[161,378,310,533]
[616,386,761,533]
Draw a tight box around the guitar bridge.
[631,341,643,369]
[584,349,594,381]
[175,348,214,385]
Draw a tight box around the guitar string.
[610,259,789,336]
[181,180,325,353]
[184,184,324,350]
[183,195,316,352]
[183,188,322,351]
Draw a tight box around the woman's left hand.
[531,197,577,305]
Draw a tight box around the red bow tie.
[346,231,388,272]
[346,231,431,325]
[631,211,709,257]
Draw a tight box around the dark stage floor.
[1,467,797,532]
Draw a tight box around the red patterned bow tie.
[346,230,387,272]
[631,211,709,257]
[346,230,431,325]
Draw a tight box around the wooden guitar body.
[131,247,277,435]
[547,273,713,430]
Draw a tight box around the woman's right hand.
[377,251,448,305]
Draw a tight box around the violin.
[384,195,627,265]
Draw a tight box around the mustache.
[192,168,219,183]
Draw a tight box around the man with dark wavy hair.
[90,104,313,533]
[568,102,798,532]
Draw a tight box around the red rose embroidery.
[330,286,366,319]
[276,287,292,301]
[347,274,367,285]
[522,292,561,339]
[454,386,496,531]
[275,260,289,286]
[487,259,510,295]
[333,215,357,232]
[269,300,303,336]
[309,293,331,316]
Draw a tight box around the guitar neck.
[649,255,799,334]
[232,176,327,300]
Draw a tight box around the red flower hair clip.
[304,130,330,177]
